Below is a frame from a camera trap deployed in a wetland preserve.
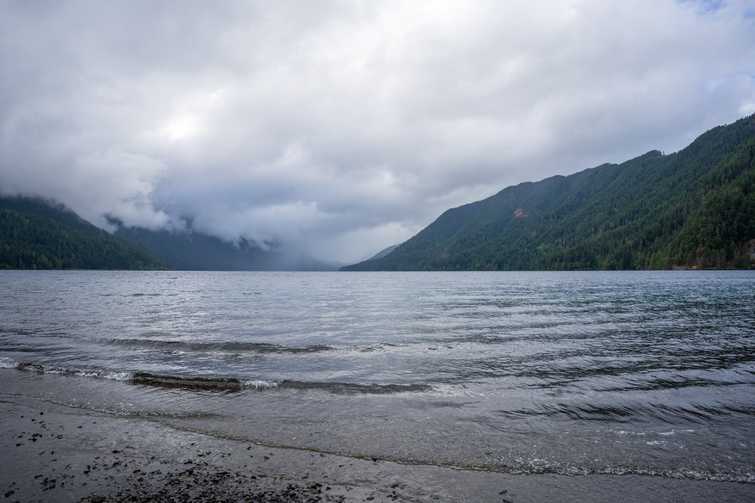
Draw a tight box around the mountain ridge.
[344,115,755,271]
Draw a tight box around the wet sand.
[1,370,753,502]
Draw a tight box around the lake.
[0,270,753,483]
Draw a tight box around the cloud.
[1,0,754,262]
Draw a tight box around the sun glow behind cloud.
[160,114,202,142]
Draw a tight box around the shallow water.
[1,270,754,482]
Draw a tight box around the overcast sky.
[1,0,754,262]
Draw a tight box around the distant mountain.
[0,195,163,269]
[113,224,336,271]
[345,115,755,271]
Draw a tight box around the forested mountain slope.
[0,196,163,269]
[345,115,755,270]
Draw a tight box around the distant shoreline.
[1,267,753,272]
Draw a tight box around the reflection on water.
[1,271,754,482]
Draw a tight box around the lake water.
[1,271,753,483]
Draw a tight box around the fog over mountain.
[1,1,754,263]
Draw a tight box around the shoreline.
[1,268,755,272]
[1,370,753,502]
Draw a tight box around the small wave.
[599,376,751,392]
[0,345,45,353]
[496,401,755,424]
[0,327,34,336]
[273,380,432,395]
[133,373,432,395]
[6,360,433,395]
[105,338,334,354]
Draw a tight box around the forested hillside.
[346,115,755,270]
[0,196,163,269]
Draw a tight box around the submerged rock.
[131,372,242,391]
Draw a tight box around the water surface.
[1,271,753,482]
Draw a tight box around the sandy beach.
[1,369,753,503]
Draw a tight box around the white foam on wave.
[72,369,132,382]
[242,379,279,390]
[0,356,17,369]
[614,429,646,436]
[658,429,696,436]
[13,361,133,382]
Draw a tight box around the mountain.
[0,195,163,269]
[113,224,336,271]
[345,115,755,271]
[368,244,400,261]
[350,244,401,269]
